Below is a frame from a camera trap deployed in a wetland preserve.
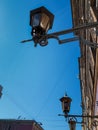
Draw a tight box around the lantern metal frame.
[28,6,54,46]
[60,94,72,115]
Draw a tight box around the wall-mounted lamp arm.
[46,22,98,37]
[21,22,98,47]
[21,38,33,43]
[80,37,98,48]
[20,35,98,48]
[58,114,98,118]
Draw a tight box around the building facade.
[0,119,43,130]
[70,0,98,130]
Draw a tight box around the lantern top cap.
[30,6,54,29]
[60,94,72,102]
[30,6,54,17]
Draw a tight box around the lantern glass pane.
[64,101,69,112]
[64,101,68,108]
[40,13,50,30]
[32,13,41,27]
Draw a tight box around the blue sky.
[0,0,82,130]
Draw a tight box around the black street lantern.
[60,94,72,115]
[68,118,76,130]
[21,6,98,48]
[59,94,98,129]
[30,6,54,46]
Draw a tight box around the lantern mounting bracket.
[58,114,98,127]
[21,21,98,48]
[58,114,98,118]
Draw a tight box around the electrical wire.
[35,69,67,118]
[4,90,33,119]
